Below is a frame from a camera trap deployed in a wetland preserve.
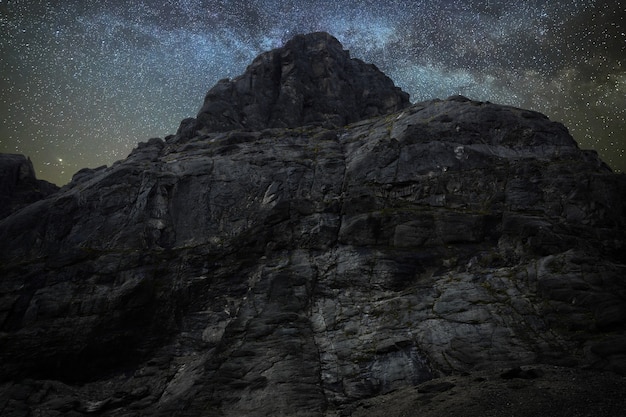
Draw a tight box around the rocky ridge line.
[177,32,410,137]
[0,32,625,417]
[0,154,59,220]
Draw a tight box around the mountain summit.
[178,32,410,136]
[0,33,625,416]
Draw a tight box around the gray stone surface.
[351,365,626,417]
[178,32,410,136]
[0,33,625,416]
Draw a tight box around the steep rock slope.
[0,154,59,220]
[0,33,625,416]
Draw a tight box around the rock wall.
[0,33,624,417]
[1,97,624,416]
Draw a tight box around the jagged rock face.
[180,32,410,135]
[0,154,59,219]
[1,34,625,417]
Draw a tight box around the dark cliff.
[0,154,59,220]
[0,33,625,416]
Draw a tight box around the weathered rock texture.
[351,364,626,417]
[1,33,625,416]
[178,32,410,136]
[0,154,59,220]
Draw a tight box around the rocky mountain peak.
[178,32,410,137]
[0,153,59,219]
[1,33,625,417]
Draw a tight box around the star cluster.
[1,0,624,185]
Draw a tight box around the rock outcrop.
[0,33,625,416]
[0,154,59,220]
[178,32,410,136]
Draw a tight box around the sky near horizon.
[1,0,624,185]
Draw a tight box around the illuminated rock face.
[0,33,625,417]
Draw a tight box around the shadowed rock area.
[0,32,625,416]
[178,32,410,136]
[0,154,59,220]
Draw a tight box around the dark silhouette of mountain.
[0,153,59,220]
[0,32,625,416]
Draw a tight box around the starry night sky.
[1,0,624,185]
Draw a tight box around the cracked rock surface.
[179,32,410,136]
[1,33,625,416]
